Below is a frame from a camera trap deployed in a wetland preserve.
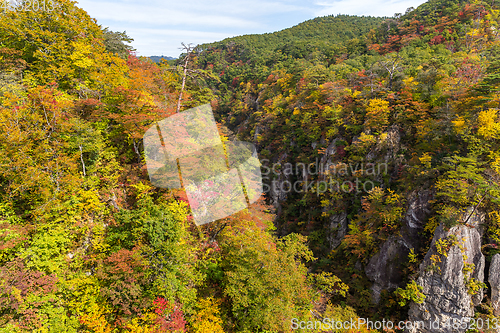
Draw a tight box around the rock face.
[365,236,411,303]
[402,189,433,251]
[405,190,432,232]
[365,189,431,304]
[365,125,401,164]
[267,153,289,215]
[319,138,341,176]
[327,212,348,249]
[489,254,500,316]
[407,213,485,333]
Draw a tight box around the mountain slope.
[187,0,500,326]
[199,14,385,54]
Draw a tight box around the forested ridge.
[1,0,500,332]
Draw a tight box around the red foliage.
[0,223,30,254]
[231,76,239,87]
[0,259,58,329]
[152,297,186,333]
[0,47,26,72]
[430,35,446,45]
[368,44,381,53]
[336,145,346,158]
[74,98,103,119]
[96,249,149,318]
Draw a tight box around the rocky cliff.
[406,210,486,333]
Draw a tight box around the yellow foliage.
[123,312,157,333]
[277,73,294,90]
[344,88,362,98]
[89,51,129,92]
[65,276,102,316]
[452,116,467,134]
[419,152,432,169]
[403,76,418,88]
[424,216,440,235]
[166,199,190,222]
[130,181,154,200]
[488,211,500,244]
[378,132,388,143]
[75,188,104,213]
[492,155,500,174]
[70,40,95,69]
[191,298,225,333]
[364,99,390,130]
[477,108,500,139]
[359,132,376,145]
[79,303,113,333]
[352,132,376,155]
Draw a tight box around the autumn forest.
[1,0,500,332]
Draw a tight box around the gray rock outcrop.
[489,253,500,316]
[407,212,486,333]
[327,212,348,249]
[365,235,411,303]
[267,153,289,214]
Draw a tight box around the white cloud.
[130,28,232,38]
[165,0,309,16]
[314,0,427,17]
[76,0,261,28]
[76,0,311,28]
[119,28,237,56]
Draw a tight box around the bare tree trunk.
[176,43,195,113]
[176,52,189,113]
[132,138,142,163]
[79,144,86,177]
[174,43,195,187]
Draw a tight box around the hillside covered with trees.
[1,0,500,332]
[191,0,500,330]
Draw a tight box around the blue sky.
[75,0,428,58]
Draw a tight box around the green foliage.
[102,27,135,60]
[435,155,500,228]
[395,280,425,306]
[341,187,405,262]
[219,219,315,332]
[309,272,349,297]
[395,280,426,306]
